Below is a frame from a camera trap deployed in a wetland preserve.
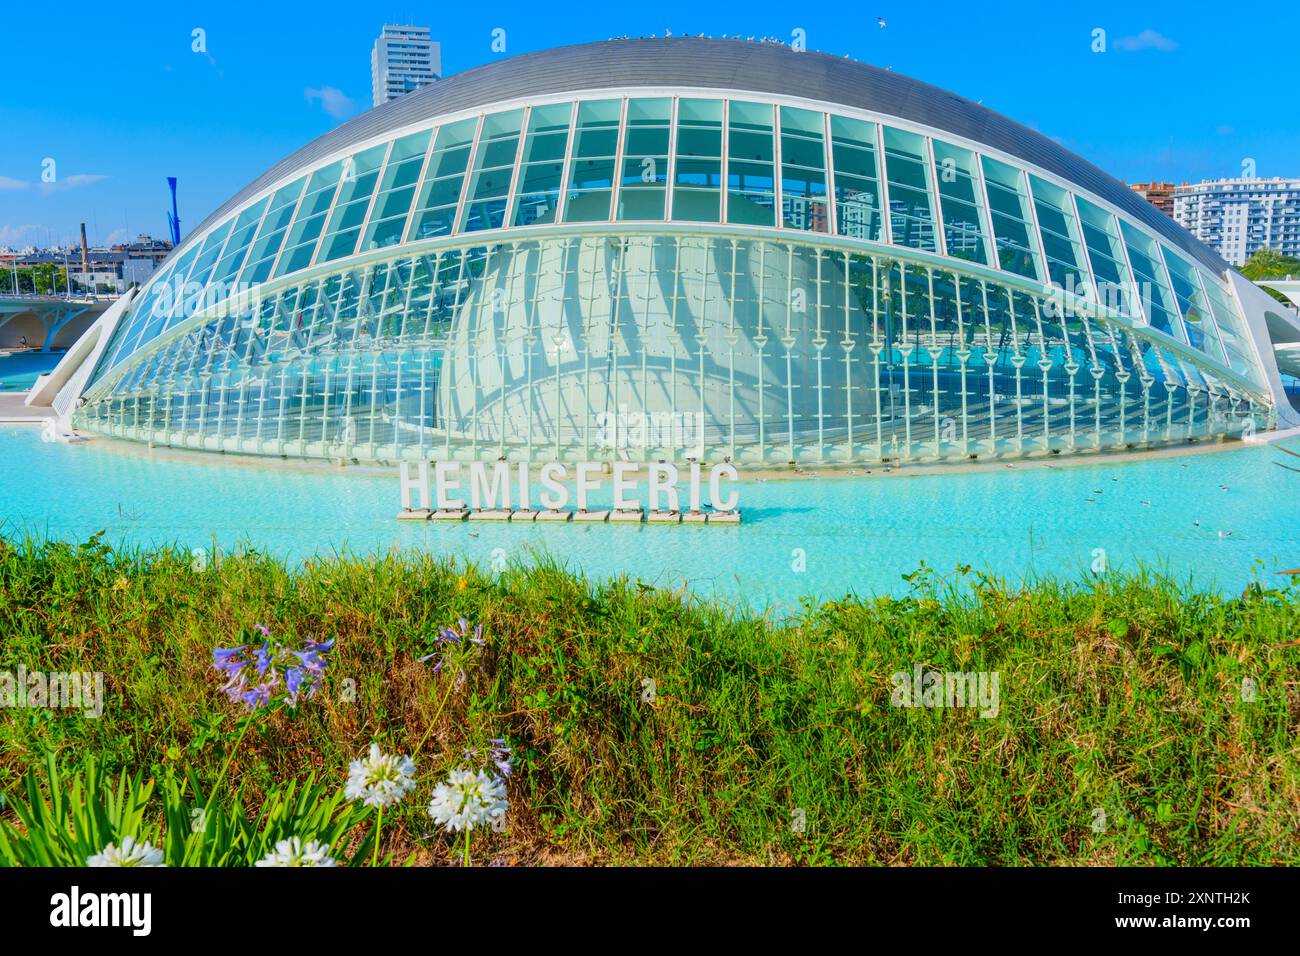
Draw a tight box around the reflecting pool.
[2,425,1297,612]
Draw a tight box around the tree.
[1239,249,1300,306]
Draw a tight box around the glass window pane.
[1029,176,1087,290]
[980,155,1041,280]
[1120,220,1183,341]
[459,109,523,233]
[882,126,935,250]
[617,99,670,222]
[830,115,881,241]
[271,161,344,279]
[1200,269,1262,383]
[1075,195,1137,317]
[780,106,827,232]
[561,100,620,223]
[1164,248,1227,363]
[931,140,987,265]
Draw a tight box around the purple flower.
[255,623,271,639]
[285,667,305,705]
[240,681,273,711]
[212,646,248,676]
[464,738,514,778]
[418,619,485,683]
[211,626,335,712]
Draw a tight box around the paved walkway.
[0,392,52,422]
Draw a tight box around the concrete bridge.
[0,293,113,352]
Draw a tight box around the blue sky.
[1,0,1295,248]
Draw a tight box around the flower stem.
[463,828,471,868]
[373,805,383,868]
[185,718,253,865]
[412,663,461,755]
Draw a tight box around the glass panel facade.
[725,101,776,227]
[409,117,479,241]
[672,99,723,223]
[360,130,432,251]
[87,95,1265,400]
[1028,175,1086,291]
[1200,270,1262,385]
[238,177,306,287]
[512,103,573,227]
[617,98,670,221]
[460,109,524,233]
[931,139,988,265]
[563,100,620,223]
[779,106,828,232]
[830,115,881,242]
[1119,220,1184,342]
[882,126,935,251]
[1164,250,1227,364]
[272,160,345,278]
[79,234,1270,466]
[315,143,389,264]
[1074,195,1137,319]
[981,156,1041,280]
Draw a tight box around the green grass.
[1,532,1298,866]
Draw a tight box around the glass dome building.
[39,38,1299,466]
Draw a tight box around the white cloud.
[0,176,28,190]
[34,173,109,195]
[304,86,357,121]
[0,223,49,245]
[1115,30,1179,53]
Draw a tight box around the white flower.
[427,768,508,832]
[345,743,417,808]
[255,837,337,867]
[87,836,166,867]
[190,807,207,834]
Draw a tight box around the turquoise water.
[2,424,1298,612]
[0,351,63,392]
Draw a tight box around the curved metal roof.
[188,36,1226,274]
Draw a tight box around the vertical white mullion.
[921,136,947,259]
[398,123,441,246]
[1018,166,1051,286]
[609,97,629,223]
[822,110,837,237]
[348,139,397,261]
[968,151,999,272]
[1067,191,1104,308]
[502,105,531,230]
[771,103,783,231]
[718,98,730,226]
[874,123,893,246]
[554,102,581,224]
[451,113,487,236]
[1153,241,1191,346]
[665,97,680,222]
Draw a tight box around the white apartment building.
[1174,177,1300,267]
[371,25,441,107]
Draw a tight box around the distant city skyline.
[2,0,1297,247]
